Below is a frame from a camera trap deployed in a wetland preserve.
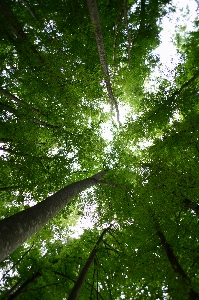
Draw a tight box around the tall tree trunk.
[0,0,42,63]
[0,0,67,89]
[0,170,107,263]
[4,272,41,300]
[86,0,120,124]
[2,281,22,299]
[124,0,131,64]
[0,101,60,130]
[19,0,40,25]
[67,226,111,300]
[0,88,45,117]
[153,216,199,300]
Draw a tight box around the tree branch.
[2,244,34,281]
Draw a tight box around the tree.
[67,225,111,300]
[1,0,199,299]
[0,170,106,263]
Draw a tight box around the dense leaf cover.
[0,0,199,299]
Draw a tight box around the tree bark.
[124,0,131,64]
[3,281,22,299]
[4,272,41,300]
[0,0,42,63]
[154,217,199,300]
[86,0,120,124]
[67,226,111,300]
[0,88,46,117]
[0,100,60,130]
[0,170,107,263]
[20,0,40,25]
[0,0,67,89]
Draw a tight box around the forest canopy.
[0,0,199,299]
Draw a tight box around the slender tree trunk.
[139,0,146,32]
[113,3,123,64]
[3,272,41,300]
[86,0,120,124]
[123,0,131,64]
[3,281,22,299]
[0,0,67,90]
[0,0,42,63]
[0,88,47,118]
[156,228,188,278]
[0,101,60,130]
[67,226,111,300]
[19,0,40,25]
[153,216,199,300]
[0,170,107,263]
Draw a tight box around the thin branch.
[53,271,75,282]
[145,69,199,122]
[2,244,34,281]
[176,69,199,95]
[183,196,199,216]
[96,257,99,300]
[53,271,104,300]
[0,99,60,131]
[151,213,199,300]
[90,259,96,300]
[95,180,120,188]
[0,138,14,145]
[108,230,122,246]
[103,240,120,253]
[0,0,68,90]
[24,281,66,292]
[99,263,113,300]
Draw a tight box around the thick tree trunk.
[0,170,106,262]
[86,0,120,124]
[67,226,111,300]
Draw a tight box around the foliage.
[1,0,199,299]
